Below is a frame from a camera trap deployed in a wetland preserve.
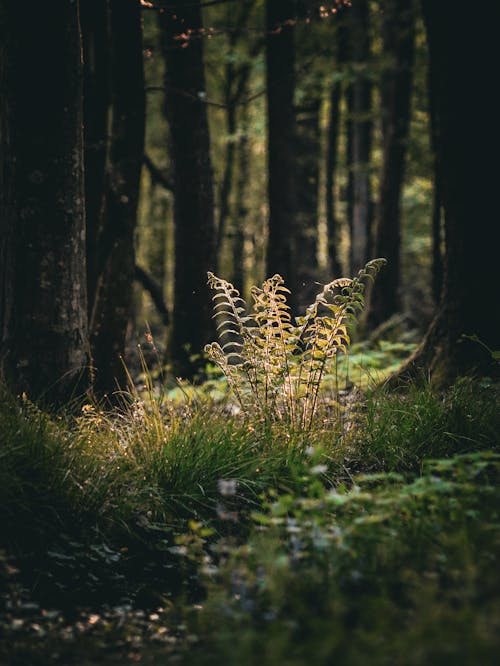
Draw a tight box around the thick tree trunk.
[265,0,297,299]
[367,0,415,327]
[81,0,110,320]
[90,0,145,394]
[0,0,89,403]
[348,0,373,274]
[393,2,500,384]
[159,1,216,378]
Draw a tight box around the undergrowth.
[1,375,499,664]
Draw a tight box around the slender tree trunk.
[326,19,349,278]
[0,0,89,403]
[159,1,216,378]
[232,111,251,295]
[81,0,110,320]
[265,0,297,298]
[90,0,145,394]
[216,0,255,266]
[348,0,373,274]
[295,98,321,307]
[393,2,500,384]
[326,78,343,278]
[216,93,237,267]
[368,0,415,327]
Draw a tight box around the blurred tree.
[294,2,322,308]
[325,18,348,278]
[396,1,500,382]
[368,0,415,327]
[90,0,146,394]
[428,41,443,307]
[0,0,89,403]
[347,0,373,273]
[159,0,216,378]
[216,0,257,267]
[265,0,298,303]
[232,118,251,294]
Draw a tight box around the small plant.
[205,259,386,429]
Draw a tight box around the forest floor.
[1,342,500,665]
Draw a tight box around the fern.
[205,259,386,430]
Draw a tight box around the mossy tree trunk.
[394,2,500,383]
[0,0,90,404]
[90,0,145,394]
[159,0,216,378]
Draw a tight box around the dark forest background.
[1,0,498,403]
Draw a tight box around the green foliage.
[188,451,500,665]
[205,259,386,429]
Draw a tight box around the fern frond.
[205,260,385,429]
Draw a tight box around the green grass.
[1,376,499,664]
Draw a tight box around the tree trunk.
[326,77,343,278]
[216,0,255,267]
[431,179,443,305]
[0,0,89,403]
[90,0,145,394]
[367,0,415,327]
[393,2,500,384]
[295,98,321,308]
[216,97,238,268]
[81,0,110,321]
[159,1,216,378]
[265,0,297,299]
[326,19,349,278]
[348,0,373,274]
[428,47,443,307]
[232,111,251,296]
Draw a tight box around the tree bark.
[0,0,89,403]
[90,0,145,394]
[367,0,415,327]
[159,1,216,378]
[348,0,373,274]
[392,2,500,384]
[265,0,297,300]
[81,0,110,321]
